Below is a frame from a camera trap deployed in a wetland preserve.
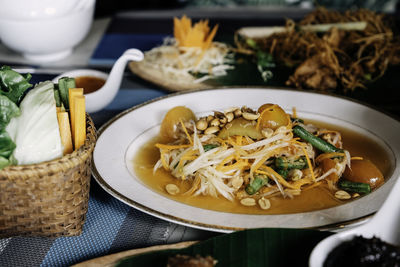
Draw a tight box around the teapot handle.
[85,48,144,113]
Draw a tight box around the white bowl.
[0,0,80,20]
[0,0,95,62]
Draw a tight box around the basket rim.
[0,113,97,173]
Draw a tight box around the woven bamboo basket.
[0,114,97,237]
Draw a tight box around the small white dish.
[53,49,144,113]
[91,88,400,232]
[309,164,400,266]
[53,69,108,113]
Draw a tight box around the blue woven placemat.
[90,33,167,66]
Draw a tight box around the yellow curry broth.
[133,122,391,215]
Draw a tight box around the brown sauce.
[133,121,392,215]
[75,76,106,94]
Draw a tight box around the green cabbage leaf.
[0,66,32,169]
[6,81,63,165]
[0,66,32,104]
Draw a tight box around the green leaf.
[0,66,32,104]
[0,156,11,169]
[0,95,20,130]
[115,228,333,267]
[0,130,16,159]
[256,51,275,69]
[255,51,276,82]
[246,38,258,49]
[364,73,372,81]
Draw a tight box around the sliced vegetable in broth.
[133,105,391,215]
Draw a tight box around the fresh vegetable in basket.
[7,81,64,165]
[0,66,86,169]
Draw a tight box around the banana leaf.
[115,228,333,267]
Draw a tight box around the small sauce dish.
[75,75,106,94]
[52,48,144,113]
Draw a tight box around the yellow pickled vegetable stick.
[56,111,73,155]
[68,88,83,144]
[73,95,86,150]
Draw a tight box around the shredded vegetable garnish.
[153,104,384,210]
[141,15,234,84]
[142,38,234,84]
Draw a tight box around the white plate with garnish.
[92,88,400,232]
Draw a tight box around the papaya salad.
[153,104,384,211]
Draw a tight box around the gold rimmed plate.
[92,87,400,233]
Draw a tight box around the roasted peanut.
[204,126,219,135]
[166,184,180,195]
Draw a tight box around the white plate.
[92,88,400,233]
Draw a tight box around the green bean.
[292,125,342,153]
[245,174,268,195]
[203,144,218,152]
[276,169,289,179]
[338,180,371,194]
[275,156,307,170]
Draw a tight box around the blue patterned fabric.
[107,88,167,110]
[41,193,131,267]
